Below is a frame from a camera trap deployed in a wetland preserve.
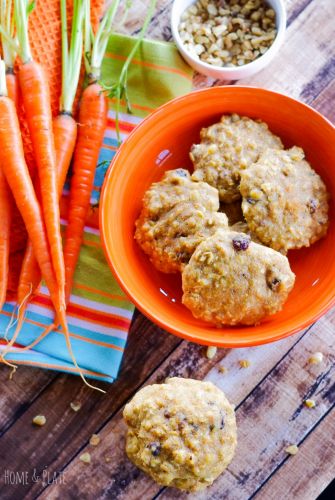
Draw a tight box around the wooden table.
[1,1,334,499]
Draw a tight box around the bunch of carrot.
[0,0,156,389]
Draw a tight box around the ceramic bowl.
[100,86,335,347]
[171,0,287,80]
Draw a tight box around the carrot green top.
[60,0,85,113]
[14,0,33,62]
[0,0,17,68]
[84,0,122,83]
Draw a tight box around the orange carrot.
[16,114,77,321]
[18,60,65,308]
[5,68,19,112]
[8,0,82,354]
[0,69,17,312]
[54,113,78,193]
[0,91,102,391]
[0,94,64,329]
[64,82,107,303]
[0,167,11,310]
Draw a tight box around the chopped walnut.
[308,352,323,364]
[239,359,250,368]
[32,415,46,427]
[179,0,277,68]
[70,401,82,412]
[79,452,91,464]
[89,434,101,446]
[206,346,217,359]
[285,444,299,455]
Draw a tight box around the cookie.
[135,202,228,273]
[190,114,283,202]
[240,147,329,252]
[140,168,219,220]
[123,377,237,492]
[182,230,295,325]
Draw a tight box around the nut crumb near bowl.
[79,452,91,465]
[89,434,101,446]
[32,415,46,427]
[206,345,217,358]
[179,0,277,68]
[285,444,299,455]
[308,352,324,364]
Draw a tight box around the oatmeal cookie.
[141,168,219,220]
[123,377,237,492]
[190,114,283,202]
[135,202,228,273]
[182,230,295,325]
[240,147,329,252]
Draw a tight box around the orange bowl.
[100,87,335,347]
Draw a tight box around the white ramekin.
[171,0,287,80]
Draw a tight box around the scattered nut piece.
[89,434,101,446]
[304,399,316,408]
[79,452,91,464]
[32,415,46,426]
[179,0,277,68]
[70,401,82,412]
[285,444,299,455]
[239,359,250,368]
[206,346,217,359]
[218,365,227,374]
[308,352,323,364]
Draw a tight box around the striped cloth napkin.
[0,34,193,383]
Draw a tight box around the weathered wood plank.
[0,366,56,436]
[254,408,335,500]
[236,0,335,102]
[0,314,181,500]
[38,307,334,500]
[311,79,335,123]
[36,330,307,500]
[158,311,335,500]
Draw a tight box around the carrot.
[0,0,17,311]
[5,68,19,111]
[0,167,11,310]
[63,0,157,302]
[14,114,77,332]
[14,0,65,309]
[12,0,82,342]
[0,84,102,392]
[0,77,64,342]
[64,82,107,302]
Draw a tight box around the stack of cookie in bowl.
[135,114,329,326]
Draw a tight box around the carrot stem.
[14,0,32,62]
[61,0,85,113]
[0,0,16,67]
[87,0,121,81]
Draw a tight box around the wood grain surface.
[0,1,334,499]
